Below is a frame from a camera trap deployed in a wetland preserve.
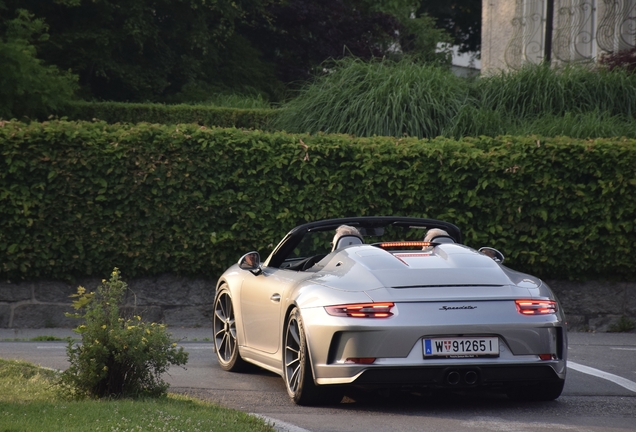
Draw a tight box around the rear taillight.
[325,302,395,318]
[515,299,558,315]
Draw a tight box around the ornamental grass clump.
[60,268,188,399]
[274,58,636,139]
[274,56,473,139]
[476,63,636,119]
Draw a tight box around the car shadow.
[333,388,563,412]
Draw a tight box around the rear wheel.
[507,379,565,401]
[283,308,342,405]
[213,288,247,371]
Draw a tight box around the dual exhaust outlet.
[445,369,479,386]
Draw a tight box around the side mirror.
[479,247,505,264]
[238,251,262,275]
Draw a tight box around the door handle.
[270,294,281,303]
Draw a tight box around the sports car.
[213,216,567,405]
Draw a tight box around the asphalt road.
[1,331,635,432]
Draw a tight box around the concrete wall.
[481,0,519,74]
[481,0,636,74]
[1,276,634,332]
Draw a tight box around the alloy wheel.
[284,314,302,394]
[214,291,237,366]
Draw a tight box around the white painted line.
[462,417,584,431]
[251,414,312,432]
[36,345,66,349]
[568,361,636,393]
[610,347,636,351]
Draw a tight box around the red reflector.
[325,302,395,318]
[515,299,557,315]
[345,358,376,364]
[539,354,556,360]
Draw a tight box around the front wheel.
[213,287,247,372]
[283,308,342,405]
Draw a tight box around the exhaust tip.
[446,371,461,385]
[464,370,478,385]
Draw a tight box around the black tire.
[283,308,342,405]
[213,288,247,372]
[507,379,565,401]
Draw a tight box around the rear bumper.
[352,364,563,389]
[300,302,568,386]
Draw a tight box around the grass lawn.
[0,358,274,432]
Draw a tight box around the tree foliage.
[0,9,77,119]
[360,0,452,61]
[1,0,453,102]
[242,0,401,84]
[243,0,451,84]
[417,0,481,54]
[2,0,276,102]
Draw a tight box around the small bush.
[608,316,636,333]
[60,268,188,399]
[599,46,636,74]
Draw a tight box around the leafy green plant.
[608,316,636,333]
[60,268,188,398]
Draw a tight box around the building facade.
[482,0,636,73]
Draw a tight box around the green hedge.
[63,101,278,129]
[1,120,635,281]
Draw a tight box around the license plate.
[423,337,499,359]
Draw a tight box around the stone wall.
[548,280,636,332]
[0,276,634,332]
[0,275,217,329]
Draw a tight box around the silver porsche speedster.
[213,216,567,405]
